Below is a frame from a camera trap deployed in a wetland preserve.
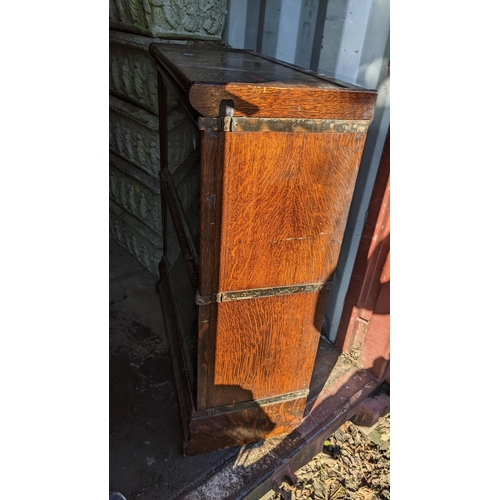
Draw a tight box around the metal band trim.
[195,281,332,305]
[202,389,310,418]
[198,116,369,133]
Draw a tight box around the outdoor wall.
[109,1,228,276]
[223,0,390,342]
[110,0,228,40]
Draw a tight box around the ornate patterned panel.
[110,0,227,41]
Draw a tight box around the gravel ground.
[269,391,390,500]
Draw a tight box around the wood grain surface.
[186,395,306,455]
[217,131,367,292]
[207,289,329,408]
[189,83,377,120]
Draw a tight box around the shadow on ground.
[109,239,238,500]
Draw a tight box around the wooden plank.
[217,131,368,292]
[198,125,223,296]
[207,289,329,408]
[197,122,223,413]
[189,83,377,120]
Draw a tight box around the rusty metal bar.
[201,389,310,418]
[195,281,332,305]
[198,116,369,133]
[226,117,370,133]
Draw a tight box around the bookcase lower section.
[156,257,319,455]
[185,393,307,456]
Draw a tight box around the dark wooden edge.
[198,125,223,296]
[157,67,200,293]
[244,50,377,92]
[150,44,195,93]
[156,64,200,126]
[157,73,170,253]
[149,41,231,87]
[151,41,237,103]
[156,258,196,447]
[159,168,200,292]
[195,303,211,412]
[185,395,308,456]
[196,125,224,414]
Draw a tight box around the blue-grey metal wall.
[223,0,390,342]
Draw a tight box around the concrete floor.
[109,238,238,500]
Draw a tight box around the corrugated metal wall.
[223,0,390,342]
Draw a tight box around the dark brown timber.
[159,168,199,292]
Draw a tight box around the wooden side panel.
[207,289,329,408]
[217,131,367,292]
[186,396,307,456]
